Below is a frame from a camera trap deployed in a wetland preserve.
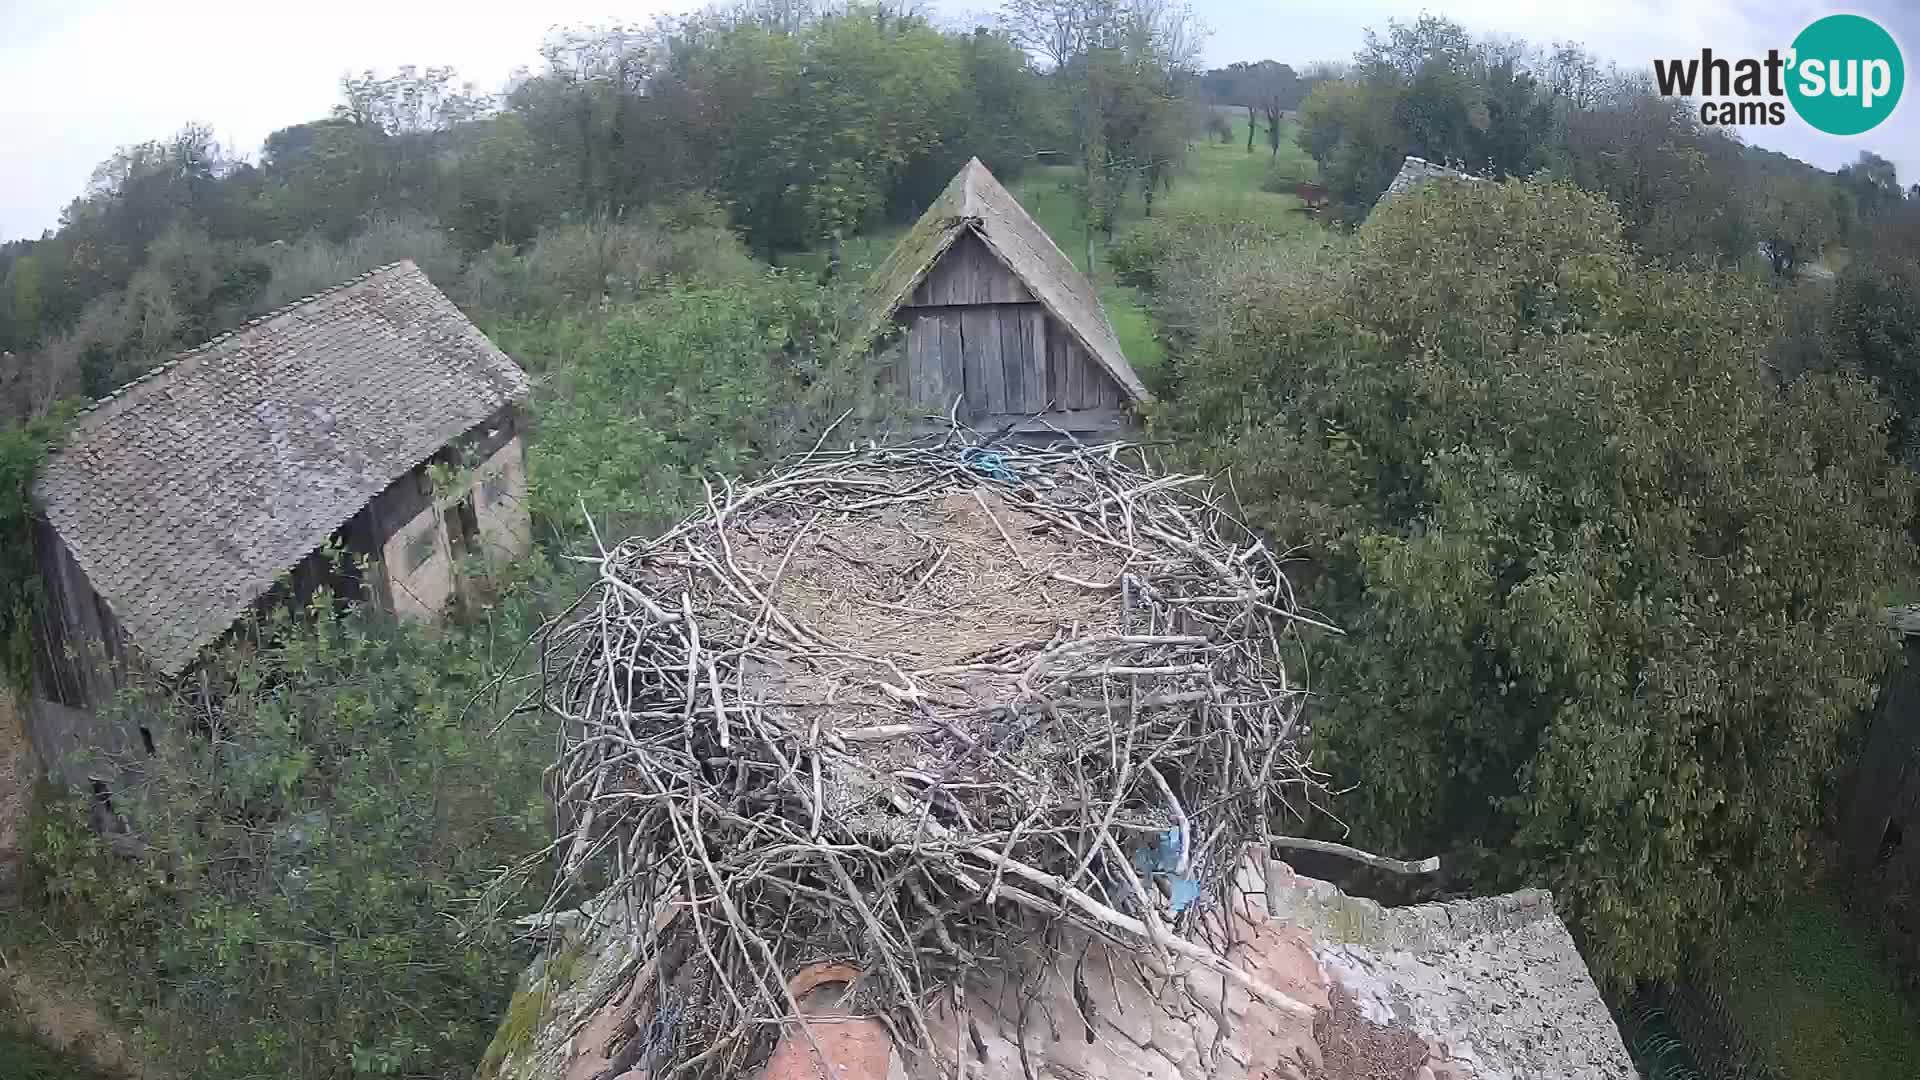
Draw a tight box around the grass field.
[1707,887,1920,1080]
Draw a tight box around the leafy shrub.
[525,273,859,542]
[1830,252,1920,465]
[460,207,756,320]
[0,1029,113,1080]
[12,573,564,1080]
[1108,204,1338,386]
[256,215,466,310]
[1157,177,1916,987]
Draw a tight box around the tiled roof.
[35,261,529,675]
[1375,155,1484,208]
[856,158,1150,403]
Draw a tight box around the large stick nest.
[538,433,1329,1076]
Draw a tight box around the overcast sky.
[1,0,1914,242]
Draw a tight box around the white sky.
[1,0,1915,242]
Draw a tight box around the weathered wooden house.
[22,260,531,785]
[856,158,1150,441]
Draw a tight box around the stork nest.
[537,433,1330,1076]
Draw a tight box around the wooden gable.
[888,229,1127,431]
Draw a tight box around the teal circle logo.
[1788,14,1904,135]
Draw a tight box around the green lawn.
[1707,887,1920,1080]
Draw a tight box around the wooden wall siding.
[894,233,1125,424]
[902,310,965,412]
[898,301,1123,421]
[1046,319,1122,411]
[910,232,1035,307]
[28,518,123,712]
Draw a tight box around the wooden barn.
[20,261,532,788]
[856,158,1150,441]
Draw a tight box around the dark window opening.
[139,725,156,755]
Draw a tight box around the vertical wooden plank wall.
[893,227,1125,423]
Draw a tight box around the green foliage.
[1157,176,1916,987]
[1557,87,1755,267]
[1,6,1069,418]
[11,577,563,1080]
[0,1029,112,1080]
[1296,15,1558,217]
[526,273,855,541]
[256,215,466,310]
[1831,246,1920,464]
[0,404,72,690]
[459,205,755,319]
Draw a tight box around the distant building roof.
[857,157,1150,403]
[1376,155,1485,209]
[35,261,528,675]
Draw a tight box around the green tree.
[1158,177,1915,987]
[1830,244,1920,464]
[1757,174,1839,277]
[1556,78,1752,265]
[1296,76,1405,213]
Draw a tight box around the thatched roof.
[36,261,528,675]
[857,158,1150,403]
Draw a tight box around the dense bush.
[1157,177,1916,986]
[526,273,862,542]
[255,215,466,310]
[1107,202,1338,392]
[459,204,756,320]
[0,1029,112,1080]
[1830,252,1920,465]
[12,573,564,1080]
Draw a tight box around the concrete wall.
[473,433,532,562]
[382,499,459,622]
[382,433,531,622]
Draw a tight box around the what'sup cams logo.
[1654,14,1904,135]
